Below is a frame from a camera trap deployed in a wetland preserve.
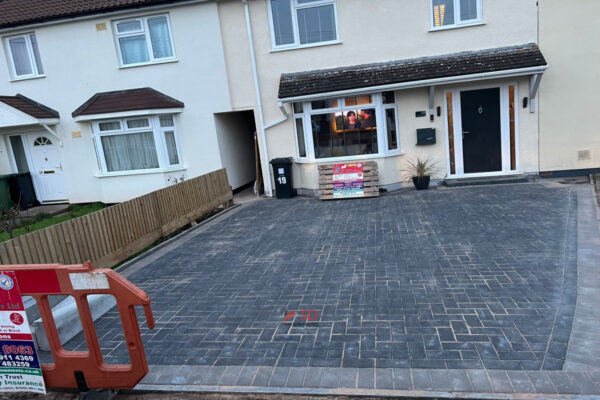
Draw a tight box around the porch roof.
[72,87,184,120]
[278,43,548,102]
[0,94,59,119]
[0,94,60,129]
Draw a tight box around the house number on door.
[277,177,287,184]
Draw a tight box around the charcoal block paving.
[60,184,578,372]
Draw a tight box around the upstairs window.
[5,33,44,79]
[431,0,482,29]
[268,0,338,49]
[113,15,176,66]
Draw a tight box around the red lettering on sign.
[2,344,33,355]
[0,271,24,311]
[9,313,23,325]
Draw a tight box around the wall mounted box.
[416,128,436,145]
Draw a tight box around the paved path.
[58,182,600,397]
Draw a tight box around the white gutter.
[279,65,549,103]
[73,108,183,122]
[0,0,211,34]
[242,0,273,197]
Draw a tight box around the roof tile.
[72,87,184,117]
[278,44,547,99]
[0,0,193,29]
[0,95,59,118]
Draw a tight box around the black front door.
[460,88,502,173]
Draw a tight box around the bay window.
[93,114,182,174]
[293,92,399,161]
[268,0,338,49]
[430,0,482,29]
[113,14,176,66]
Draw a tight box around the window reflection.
[311,109,377,158]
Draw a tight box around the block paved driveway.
[63,183,578,372]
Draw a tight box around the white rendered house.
[217,0,597,196]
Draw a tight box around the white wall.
[538,0,600,172]
[0,1,233,203]
[214,111,256,190]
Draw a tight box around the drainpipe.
[264,101,289,130]
[242,0,273,197]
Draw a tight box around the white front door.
[25,133,68,202]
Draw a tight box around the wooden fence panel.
[0,169,232,269]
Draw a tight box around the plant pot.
[412,176,431,190]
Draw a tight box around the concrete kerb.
[28,201,251,351]
[130,384,598,399]
[31,294,117,351]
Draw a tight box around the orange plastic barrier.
[0,262,154,390]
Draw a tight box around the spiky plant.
[403,157,438,180]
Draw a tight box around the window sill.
[295,152,404,164]
[118,58,178,69]
[95,166,186,178]
[270,40,342,53]
[428,21,485,32]
[10,74,46,82]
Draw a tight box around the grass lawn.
[0,203,106,242]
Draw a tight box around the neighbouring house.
[218,0,596,196]
[0,0,258,205]
[538,0,600,177]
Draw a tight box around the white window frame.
[294,92,401,163]
[92,114,183,175]
[112,14,177,68]
[292,107,308,160]
[429,0,483,31]
[3,32,45,80]
[267,0,340,50]
[382,99,401,156]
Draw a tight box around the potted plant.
[404,157,437,190]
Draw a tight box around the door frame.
[7,133,43,202]
[6,132,68,203]
[444,82,520,178]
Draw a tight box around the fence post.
[151,191,167,238]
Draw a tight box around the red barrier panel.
[0,262,154,390]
